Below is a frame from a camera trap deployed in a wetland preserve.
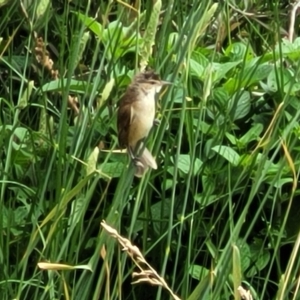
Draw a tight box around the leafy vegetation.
[1,0,300,299]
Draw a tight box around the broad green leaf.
[191,50,209,69]
[176,154,203,175]
[211,145,240,166]
[239,123,264,145]
[267,67,300,94]
[0,55,29,72]
[189,265,209,280]
[228,91,251,121]
[3,205,29,235]
[134,199,174,233]
[225,132,238,145]
[212,86,229,107]
[244,63,273,86]
[173,87,185,103]
[273,178,293,188]
[101,21,142,59]
[212,61,241,83]
[189,58,205,78]
[255,154,282,175]
[14,206,29,224]
[13,127,29,142]
[12,148,34,165]
[76,12,103,37]
[266,68,280,92]
[193,120,215,134]
[102,21,124,44]
[224,62,273,94]
[247,239,270,277]
[225,42,251,61]
[236,239,251,272]
[275,37,300,60]
[100,162,123,178]
[163,179,175,190]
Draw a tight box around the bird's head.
[133,70,171,93]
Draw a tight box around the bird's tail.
[134,147,157,178]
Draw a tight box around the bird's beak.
[161,81,173,86]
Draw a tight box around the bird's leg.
[128,146,144,168]
[127,146,136,160]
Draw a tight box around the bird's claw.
[133,157,143,167]
[153,119,161,126]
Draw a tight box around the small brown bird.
[117,70,170,177]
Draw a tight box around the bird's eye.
[150,81,156,85]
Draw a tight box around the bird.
[117,70,170,177]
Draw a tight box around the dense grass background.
[1,0,300,299]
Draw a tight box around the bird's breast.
[128,94,156,147]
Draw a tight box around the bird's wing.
[117,90,136,148]
[117,104,130,148]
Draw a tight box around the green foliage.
[1,0,300,299]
